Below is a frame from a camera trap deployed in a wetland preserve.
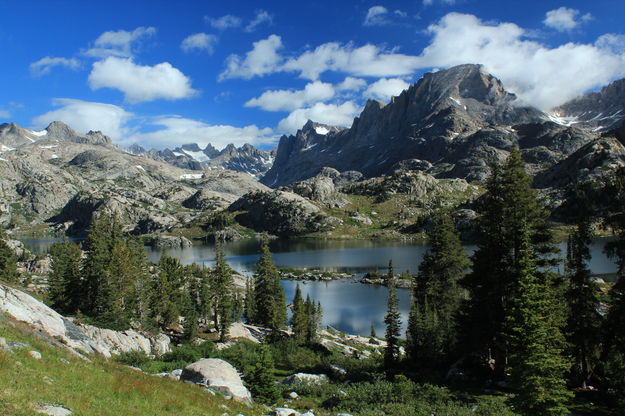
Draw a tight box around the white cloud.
[415,12,625,109]
[84,26,156,58]
[32,98,133,139]
[181,33,218,54]
[29,56,80,76]
[544,7,592,32]
[245,81,335,111]
[0,109,10,119]
[123,116,275,150]
[423,0,456,6]
[595,34,625,54]
[336,77,368,91]
[278,102,360,133]
[245,10,273,32]
[219,34,283,80]
[88,57,197,103]
[283,42,420,80]
[364,6,389,26]
[205,15,242,30]
[364,78,410,101]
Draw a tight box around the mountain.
[552,78,625,132]
[128,142,275,178]
[262,64,599,187]
[0,121,268,235]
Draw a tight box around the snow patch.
[315,126,329,135]
[172,152,185,157]
[0,144,15,152]
[135,165,145,171]
[39,145,58,149]
[302,143,318,151]
[449,97,462,106]
[50,154,59,159]
[181,149,211,162]
[180,173,203,180]
[547,113,579,127]
[30,129,48,137]
[0,157,7,162]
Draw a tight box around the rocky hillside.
[553,78,625,132]
[129,141,275,178]
[262,64,602,187]
[0,121,269,235]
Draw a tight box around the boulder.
[180,358,252,403]
[273,408,301,416]
[34,404,72,416]
[29,350,42,360]
[148,235,193,249]
[283,373,328,386]
[78,324,171,356]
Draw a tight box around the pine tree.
[565,206,601,388]
[461,149,558,378]
[384,276,401,373]
[212,241,234,341]
[244,275,256,322]
[507,233,572,416]
[247,343,280,403]
[291,284,307,343]
[0,230,18,283]
[47,241,82,314]
[370,323,377,338]
[408,211,468,366]
[252,235,287,335]
[151,255,185,327]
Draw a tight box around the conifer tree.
[212,240,234,341]
[247,343,280,403]
[252,234,287,334]
[384,275,401,372]
[0,231,17,283]
[565,203,601,388]
[461,149,558,378]
[151,254,185,327]
[408,211,468,366]
[47,241,82,314]
[244,275,256,322]
[291,284,307,343]
[507,233,572,416]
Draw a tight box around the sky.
[1,0,625,151]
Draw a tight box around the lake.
[20,236,619,336]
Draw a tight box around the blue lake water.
[20,236,619,336]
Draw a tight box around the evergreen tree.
[370,323,377,338]
[47,241,82,314]
[408,211,468,366]
[565,206,601,388]
[507,234,572,416]
[247,343,280,403]
[252,235,287,334]
[384,276,401,372]
[151,255,185,327]
[0,230,18,283]
[461,149,558,378]
[291,284,307,343]
[212,241,234,341]
[244,275,256,322]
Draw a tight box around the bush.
[114,350,150,367]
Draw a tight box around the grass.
[0,317,263,416]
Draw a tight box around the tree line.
[382,149,625,415]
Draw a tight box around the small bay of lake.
[20,236,619,336]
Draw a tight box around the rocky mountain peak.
[181,143,202,152]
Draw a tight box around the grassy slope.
[0,317,262,416]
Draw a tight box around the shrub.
[114,350,150,367]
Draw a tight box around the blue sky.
[1,0,624,150]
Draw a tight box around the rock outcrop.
[0,283,171,358]
[180,358,252,403]
[229,190,330,237]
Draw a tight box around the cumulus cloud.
[219,34,283,80]
[423,0,456,6]
[29,56,80,76]
[245,10,273,32]
[544,7,592,32]
[205,14,242,30]
[415,12,625,109]
[245,81,335,112]
[336,77,368,91]
[364,78,410,101]
[84,26,156,58]
[277,102,360,133]
[364,6,389,26]
[32,98,133,139]
[181,33,218,54]
[0,109,10,119]
[88,57,197,103]
[123,116,275,150]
